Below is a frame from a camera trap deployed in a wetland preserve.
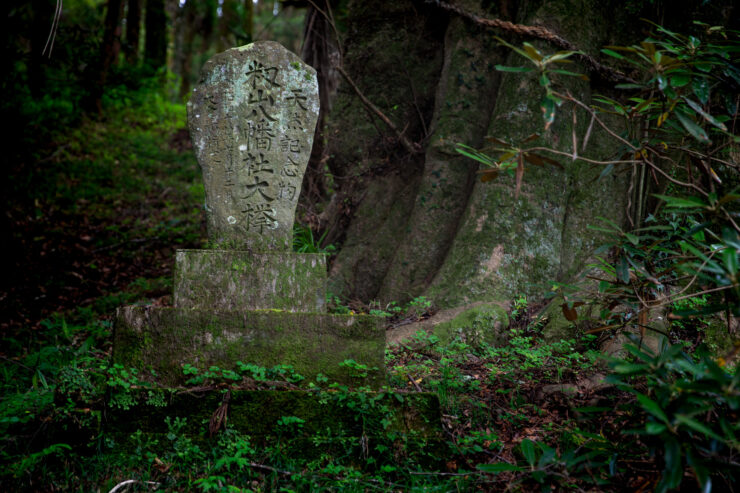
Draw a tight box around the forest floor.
[1,92,733,492]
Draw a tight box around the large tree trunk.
[425,0,629,308]
[321,0,633,310]
[83,0,125,114]
[125,0,142,65]
[299,0,340,209]
[144,0,167,71]
[322,0,448,301]
[28,0,56,98]
[174,0,197,99]
[376,0,508,302]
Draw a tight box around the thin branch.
[246,462,294,476]
[557,92,638,151]
[335,64,422,154]
[523,146,640,166]
[108,480,160,493]
[663,284,737,307]
[305,0,343,60]
[43,0,63,58]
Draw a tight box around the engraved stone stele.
[187,41,319,251]
[113,41,386,386]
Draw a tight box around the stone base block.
[114,306,385,387]
[174,249,326,312]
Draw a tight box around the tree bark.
[125,0,142,64]
[144,0,167,72]
[299,0,339,209]
[29,0,56,98]
[84,0,125,115]
[322,0,635,309]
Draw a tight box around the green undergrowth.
[4,76,206,336]
[3,293,737,491]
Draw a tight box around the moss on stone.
[432,302,509,346]
[113,306,386,388]
[424,0,630,315]
[174,249,327,312]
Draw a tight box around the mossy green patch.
[174,249,327,312]
[113,306,386,388]
[433,302,509,346]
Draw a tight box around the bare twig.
[245,462,293,475]
[108,479,160,493]
[335,65,421,154]
[407,373,423,392]
[43,0,63,58]
[523,146,640,166]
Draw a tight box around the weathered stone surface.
[174,249,326,312]
[188,41,319,251]
[425,0,629,310]
[114,306,386,387]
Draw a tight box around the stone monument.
[108,42,441,457]
[112,42,385,387]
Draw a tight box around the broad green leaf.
[601,48,625,59]
[692,77,710,104]
[661,437,683,491]
[520,439,537,467]
[670,73,691,87]
[723,248,738,276]
[617,255,630,284]
[636,394,670,424]
[654,194,707,208]
[615,83,645,89]
[522,42,543,62]
[545,50,579,63]
[539,72,551,87]
[494,65,534,73]
[675,110,710,143]
[675,415,723,440]
[683,98,728,130]
[645,422,667,434]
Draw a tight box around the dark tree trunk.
[83,0,125,115]
[176,0,197,99]
[28,0,56,98]
[243,0,253,43]
[217,0,238,50]
[125,0,142,64]
[144,0,167,72]
[299,0,340,212]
